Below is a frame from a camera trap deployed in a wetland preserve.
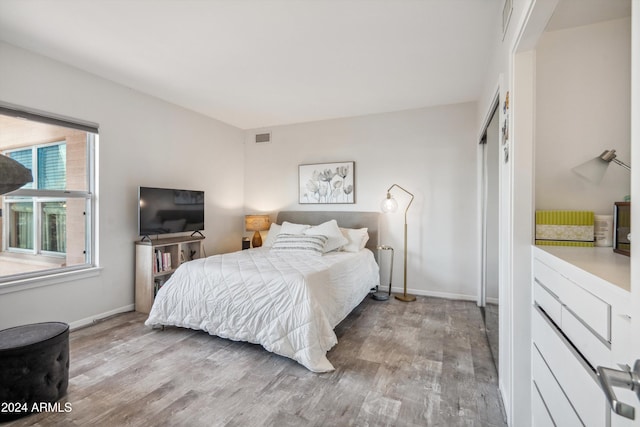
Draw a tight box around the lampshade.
[0,154,33,195]
[572,149,631,184]
[245,215,270,232]
[245,214,270,248]
[381,193,398,213]
[572,157,609,183]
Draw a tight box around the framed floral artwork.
[299,161,355,204]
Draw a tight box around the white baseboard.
[73,289,479,330]
[68,304,135,330]
[390,286,478,302]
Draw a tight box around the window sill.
[0,266,103,295]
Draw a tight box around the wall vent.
[255,132,271,144]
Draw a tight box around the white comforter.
[145,247,379,372]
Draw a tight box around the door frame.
[477,80,511,415]
[477,91,500,309]
[629,0,639,399]
[505,0,560,423]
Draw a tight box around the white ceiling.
[0,0,503,129]
[546,0,631,32]
[1,1,627,129]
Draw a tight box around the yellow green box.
[535,210,594,247]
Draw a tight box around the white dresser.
[531,246,632,426]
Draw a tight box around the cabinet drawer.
[532,345,581,427]
[533,306,608,427]
[533,280,562,326]
[561,305,611,369]
[532,381,557,427]
[534,259,611,341]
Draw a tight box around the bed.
[145,211,380,372]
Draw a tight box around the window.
[0,107,97,284]
[6,142,68,254]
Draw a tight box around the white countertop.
[535,246,630,292]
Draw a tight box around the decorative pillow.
[280,221,311,235]
[262,223,282,248]
[340,227,370,252]
[303,219,348,252]
[270,234,328,256]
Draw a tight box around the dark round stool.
[0,322,69,422]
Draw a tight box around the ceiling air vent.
[255,132,271,144]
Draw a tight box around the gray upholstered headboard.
[276,211,379,256]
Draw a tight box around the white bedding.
[145,247,379,372]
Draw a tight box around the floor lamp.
[381,184,415,302]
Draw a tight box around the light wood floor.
[7,296,506,426]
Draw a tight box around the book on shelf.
[154,278,167,296]
[154,249,161,273]
[154,249,172,272]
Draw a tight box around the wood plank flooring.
[5,296,506,426]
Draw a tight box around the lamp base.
[251,231,263,248]
[372,292,389,301]
[395,294,416,302]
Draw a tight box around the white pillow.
[304,219,348,252]
[340,227,369,252]
[262,223,282,248]
[270,234,328,256]
[280,221,310,235]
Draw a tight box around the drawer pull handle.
[596,360,640,420]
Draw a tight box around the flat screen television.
[138,186,204,237]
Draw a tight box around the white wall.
[244,103,479,300]
[0,42,245,330]
[536,18,631,214]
